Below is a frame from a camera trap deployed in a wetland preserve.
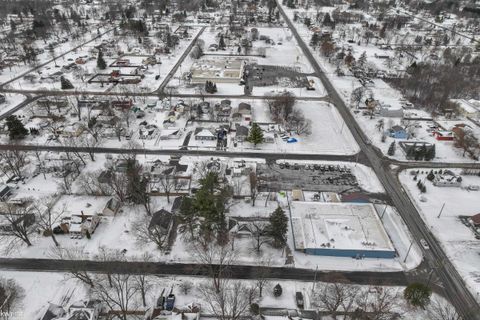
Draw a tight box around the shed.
[291,189,304,201]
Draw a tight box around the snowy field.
[0,93,26,117]
[400,168,480,300]
[229,101,360,155]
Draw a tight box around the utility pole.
[403,240,414,263]
[437,202,446,218]
[311,265,318,293]
[380,204,388,219]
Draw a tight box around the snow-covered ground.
[3,27,201,94]
[278,2,479,163]
[0,93,27,117]
[229,101,360,155]
[399,168,480,301]
[0,270,448,320]
[168,27,326,97]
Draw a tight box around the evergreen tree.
[404,283,431,308]
[218,34,226,50]
[247,123,264,146]
[420,144,428,160]
[60,76,74,89]
[268,207,288,248]
[6,115,28,140]
[205,81,217,93]
[387,141,396,156]
[426,170,435,181]
[273,283,283,297]
[97,50,107,70]
[310,33,320,47]
[358,51,367,67]
[322,13,333,26]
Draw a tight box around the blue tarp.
[287,138,298,143]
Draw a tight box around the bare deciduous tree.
[248,218,270,254]
[132,213,169,250]
[427,297,462,320]
[265,91,296,124]
[199,280,257,320]
[355,286,401,320]
[158,174,177,203]
[93,272,139,320]
[285,108,312,135]
[0,202,36,251]
[191,241,236,293]
[0,149,27,178]
[133,252,153,307]
[34,197,65,247]
[249,172,258,207]
[0,276,24,317]
[253,257,273,298]
[313,275,359,319]
[48,246,95,288]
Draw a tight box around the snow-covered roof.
[291,202,394,252]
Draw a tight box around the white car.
[420,239,430,250]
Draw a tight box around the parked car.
[165,294,175,311]
[295,292,304,309]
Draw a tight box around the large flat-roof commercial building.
[190,57,247,84]
[290,202,395,259]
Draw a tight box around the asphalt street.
[0,258,407,286]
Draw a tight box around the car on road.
[420,239,430,250]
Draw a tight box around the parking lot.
[256,162,360,193]
[244,64,309,87]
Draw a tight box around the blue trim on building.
[304,248,395,259]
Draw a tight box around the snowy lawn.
[400,168,480,301]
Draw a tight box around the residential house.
[228,216,270,238]
[434,130,454,141]
[160,128,183,140]
[194,127,217,141]
[139,124,159,140]
[455,99,480,119]
[0,212,35,233]
[387,125,408,139]
[378,104,404,118]
[235,124,249,142]
[0,185,12,201]
[470,213,480,228]
[231,112,243,122]
[65,299,102,320]
[433,171,462,188]
[148,209,174,241]
[263,131,275,143]
[68,212,101,236]
[102,198,121,216]
[62,123,85,138]
[238,102,252,115]
[114,159,138,173]
[37,303,66,320]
